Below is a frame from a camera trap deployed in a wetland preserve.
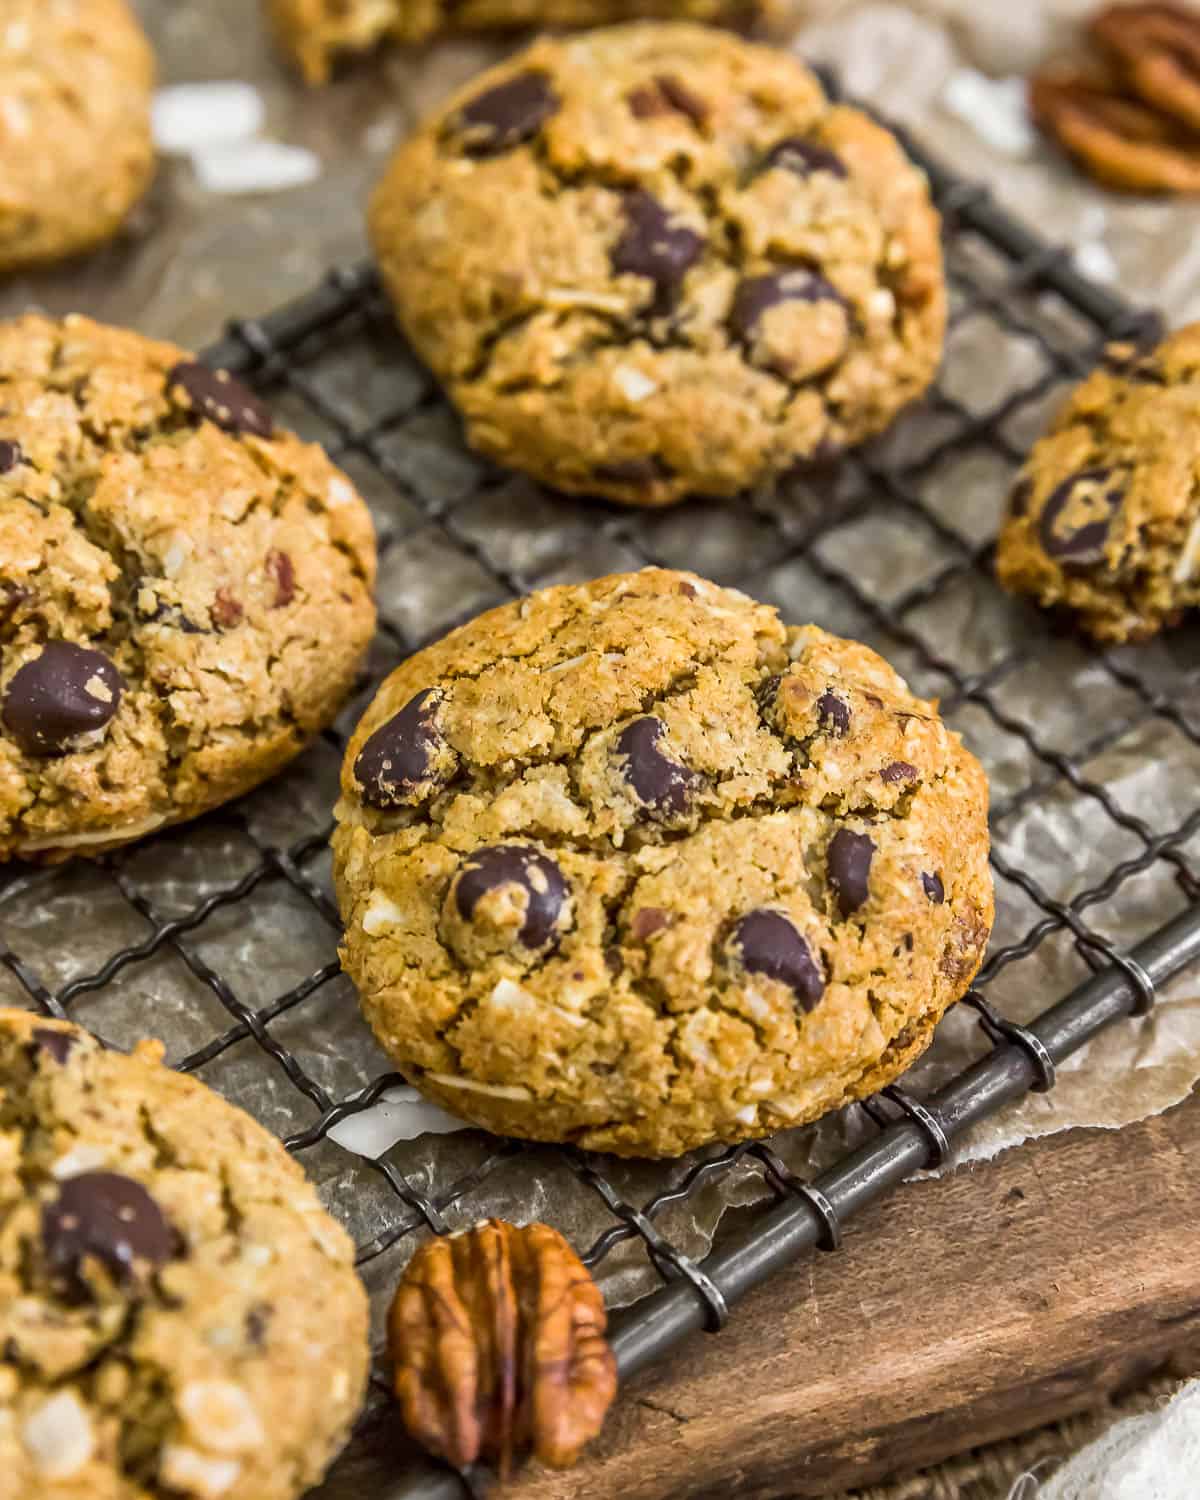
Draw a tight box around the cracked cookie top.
[332,568,993,1157]
[0,1008,368,1500]
[0,0,156,272]
[368,22,946,509]
[0,315,378,862]
[996,322,1200,643]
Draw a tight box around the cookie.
[0,1008,369,1500]
[0,314,378,862]
[996,323,1200,643]
[332,568,993,1159]
[0,0,156,274]
[368,23,946,508]
[1092,4,1200,133]
[268,0,780,85]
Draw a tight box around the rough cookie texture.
[268,0,781,85]
[0,1008,369,1500]
[0,314,377,862]
[333,568,993,1158]
[0,0,156,274]
[996,323,1200,643]
[369,24,946,509]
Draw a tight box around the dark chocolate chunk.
[32,1028,78,1065]
[615,717,702,815]
[630,906,673,940]
[3,642,124,756]
[265,549,295,608]
[761,136,848,179]
[922,871,945,904]
[881,760,917,785]
[169,362,274,439]
[729,269,845,346]
[827,829,875,917]
[456,71,559,155]
[0,440,23,474]
[355,689,449,809]
[816,691,850,737]
[1038,468,1124,566]
[42,1172,178,1293]
[612,190,704,293]
[455,844,568,951]
[729,909,825,1011]
[628,74,708,126]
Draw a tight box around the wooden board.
[521,1088,1200,1498]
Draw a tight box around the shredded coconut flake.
[22,1392,94,1478]
[1174,514,1200,583]
[426,1072,533,1101]
[180,1383,265,1456]
[941,69,1036,157]
[613,367,658,403]
[152,83,265,155]
[327,1085,468,1157]
[160,1447,242,1499]
[192,142,321,196]
[51,1144,109,1179]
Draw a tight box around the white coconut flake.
[180,1383,264,1456]
[0,96,31,138]
[22,1392,94,1478]
[160,1447,241,1499]
[362,893,406,935]
[19,813,166,854]
[490,977,533,1009]
[327,476,356,508]
[327,1086,468,1158]
[51,1144,109,1179]
[1174,514,1200,583]
[152,83,265,155]
[192,142,321,197]
[426,1072,533,1101]
[613,367,658,403]
[941,70,1036,158]
[1075,240,1118,285]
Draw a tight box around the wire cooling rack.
[5,110,1200,1500]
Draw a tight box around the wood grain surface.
[519,1089,1200,1499]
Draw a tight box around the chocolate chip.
[922,871,945,904]
[245,1303,273,1346]
[827,829,875,917]
[169,363,273,439]
[1010,477,1033,518]
[628,74,709,126]
[212,589,243,629]
[265,549,295,608]
[592,456,672,486]
[729,270,845,347]
[616,717,702,816]
[456,71,559,155]
[761,137,848,179]
[612,190,704,294]
[631,906,673,940]
[604,946,624,976]
[455,844,568,951]
[729,909,825,1011]
[3,642,124,756]
[32,1028,78,1064]
[816,691,850,737]
[42,1172,178,1294]
[881,760,917,785]
[355,689,449,809]
[1038,468,1124,566]
[0,440,23,473]
[138,593,206,635]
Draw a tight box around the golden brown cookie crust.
[332,568,993,1158]
[0,0,156,273]
[996,322,1200,643]
[369,23,946,508]
[0,1007,369,1500]
[0,315,378,863]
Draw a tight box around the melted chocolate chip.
[0,440,23,473]
[592,456,672,486]
[616,717,701,815]
[32,1028,78,1064]
[42,1172,178,1293]
[816,691,850,737]
[628,74,709,126]
[604,946,624,976]
[1038,468,1124,566]
[457,71,559,155]
[355,689,449,809]
[1010,477,1033,518]
[729,909,825,1011]
[761,136,848,179]
[881,760,917,785]
[455,845,568,951]
[922,871,945,904]
[266,549,295,608]
[169,363,273,439]
[729,270,845,347]
[3,642,124,756]
[827,829,875,917]
[630,906,672,941]
[612,190,704,294]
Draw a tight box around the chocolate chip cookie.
[0,1007,369,1500]
[0,315,378,862]
[0,0,156,274]
[368,23,946,509]
[996,322,1200,643]
[332,568,993,1158]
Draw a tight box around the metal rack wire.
[3,112,1200,1500]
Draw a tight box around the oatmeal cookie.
[369,23,946,508]
[332,568,993,1158]
[0,314,377,862]
[0,1007,369,1500]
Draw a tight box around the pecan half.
[1029,64,1200,192]
[388,1219,617,1476]
[1092,3,1200,130]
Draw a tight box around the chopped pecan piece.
[1092,3,1200,130]
[1029,65,1200,193]
[388,1219,617,1476]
